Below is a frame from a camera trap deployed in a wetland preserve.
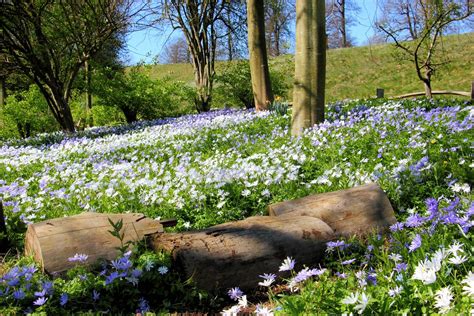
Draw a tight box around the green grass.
[142,32,474,102]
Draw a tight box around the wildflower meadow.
[0,98,472,314]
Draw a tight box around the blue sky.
[125,0,379,65]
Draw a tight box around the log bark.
[25,212,163,274]
[150,215,334,291]
[268,183,396,237]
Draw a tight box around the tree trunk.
[194,68,212,113]
[292,0,326,136]
[151,215,334,291]
[227,9,233,61]
[247,0,274,111]
[121,106,138,123]
[423,69,433,98]
[292,0,313,135]
[338,0,347,47]
[311,0,326,124]
[84,59,93,127]
[37,82,76,133]
[85,59,92,110]
[54,96,76,133]
[268,183,397,237]
[424,81,432,98]
[0,201,8,253]
[0,76,5,107]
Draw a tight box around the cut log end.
[267,183,396,237]
[25,212,163,274]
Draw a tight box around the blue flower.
[341,258,356,265]
[228,287,244,301]
[367,273,377,286]
[105,271,120,285]
[389,222,404,232]
[426,198,439,220]
[138,297,150,313]
[34,289,47,297]
[60,293,68,306]
[408,234,422,252]
[405,214,426,227]
[68,253,89,263]
[92,290,100,301]
[326,240,348,252]
[394,262,408,273]
[13,288,25,300]
[41,281,54,295]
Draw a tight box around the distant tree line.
[0,0,472,138]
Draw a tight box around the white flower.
[461,271,474,297]
[279,257,295,272]
[448,241,464,255]
[258,278,274,287]
[158,266,168,275]
[342,292,359,305]
[434,287,453,314]
[451,182,470,193]
[388,253,402,262]
[412,259,437,284]
[237,295,247,308]
[448,254,468,265]
[222,304,240,316]
[241,189,251,197]
[388,285,403,297]
[255,305,273,316]
[432,248,448,267]
[354,292,370,314]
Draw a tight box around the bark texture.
[247,0,274,110]
[268,183,396,237]
[25,212,163,274]
[292,0,326,135]
[151,215,333,290]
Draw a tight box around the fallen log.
[268,183,397,237]
[150,215,334,291]
[25,212,163,274]
[24,184,397,292]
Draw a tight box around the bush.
[215,60,290,109]
[94,67,194,124]
[0,85,59,139]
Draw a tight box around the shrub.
[215,60,290,109]
[0,85,59,139]
[94,66,194,124]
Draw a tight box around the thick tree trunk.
[0,76,5,107]
[268,183,397,237]
[191,52,212,113]
[292,0,326,135]
[311,0,326,125]
[121,106,138,123]
[247,0,274,111]
[55,96,76,133]
[151,215,334,291]
[292,1,313,135]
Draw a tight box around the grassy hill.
[142,32,474,102]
